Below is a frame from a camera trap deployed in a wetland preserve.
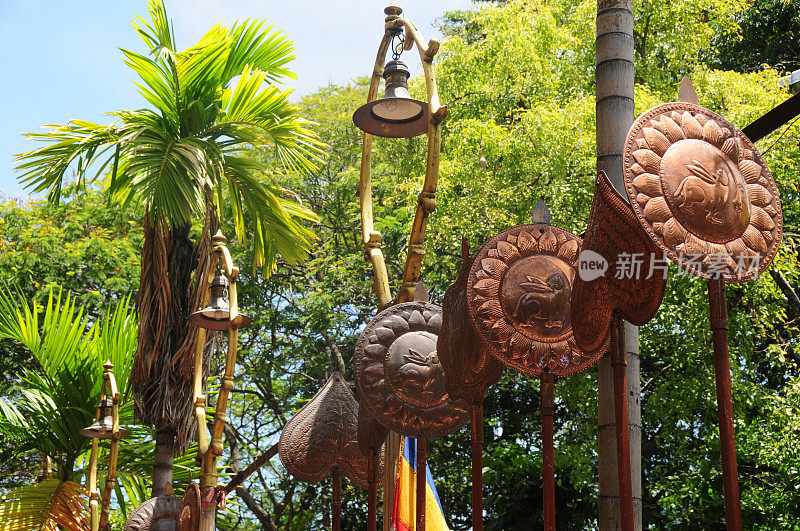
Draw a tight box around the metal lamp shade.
[188,272,252,331]
[80,398,130,439]
[353,60,429,138]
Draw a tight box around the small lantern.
[188,270,252,331]
[352,59,429,138]
[80,398,130,439]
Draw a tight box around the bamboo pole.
[596,0,641,527]
[541,373,555,531]
[357,8,446,530]
[707,278,742,529]
[100,364,121,530]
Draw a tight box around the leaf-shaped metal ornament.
[354,302,469,439]
[570,171,668,354]
[438,239,503,405]
[278,372,380,488]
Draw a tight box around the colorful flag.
[392,437,450,531]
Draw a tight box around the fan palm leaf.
[0,478,90,531]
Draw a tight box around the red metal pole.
[368,452,378,531]
[470,403,484,531]
[541,372,555,531]
[611,317,634,531]
[707,277,742,530]
[332,467,342,531]
[416,438,427,531]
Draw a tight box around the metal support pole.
[368,452,378,531]
[470,403,484,531]
[332,467,342,531]
[707,278,742,530]
[541,373,555,531]
[611,317,634,531]
[416,438,427,531]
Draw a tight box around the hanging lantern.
[353,58,429,138]
[80,398,130,439]
[188,271,251,330]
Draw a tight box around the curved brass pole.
[100,363,121,530]
[357,12,445,531]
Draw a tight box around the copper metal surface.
[278,372,378,488]
[541,373,555,531]
[571,171,667,354]
[469,403,484,531]
[177,482,200,531]
[332,468,342,531]
[416,438,427,530]
[465,221,600,376]
[438,239,504,404]
[354,302,469,439]
[123,495,181,530]
[624,102,782,282]
[611,318,635,531]
[708,278,742,529]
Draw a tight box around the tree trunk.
[152,426,175,498]
[596,1,642,529]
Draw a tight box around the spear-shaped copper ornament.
[621,78,784,529]
[438,238,503,531]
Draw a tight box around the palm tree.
[15,0,323,496]
[0,288,138,529]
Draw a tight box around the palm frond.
[0,478,90,531]
[224,20,296,83]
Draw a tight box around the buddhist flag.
[392,437,449,531]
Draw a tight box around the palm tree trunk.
[152,426,175,497]
[596,0,642,528]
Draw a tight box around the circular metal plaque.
[466,224,602,376]
[354,302,469,439]
[624,102,782,282]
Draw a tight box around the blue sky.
[0,0,475,198]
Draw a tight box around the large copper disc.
[624,102,782,282]
[466,224,603,376]
[354,302,469,439]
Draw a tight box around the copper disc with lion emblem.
[624,102,782,282]
[466,224,603,376]
[354,302,469,439]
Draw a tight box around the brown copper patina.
[438,239,504,405]
[571,171,668,354]
[177,482,200,531]
[465,215,604,376]
[354,302,469,439]
[624,102,782,282]
[278,372,379,488]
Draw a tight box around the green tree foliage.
[707,0,800,74]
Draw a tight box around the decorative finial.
[103,360,114,371]
[531,199,551,225]
[384,2,402,18]
[413,280,430,303]
[679,76,699,105]
[212,230,227,244]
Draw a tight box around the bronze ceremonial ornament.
[438,238,503,531]
[358,404,388,531]
[177,482,201,531]
[624,102,782,282]
[623,78,786,529]
[354,301,469,439]
[466,201,607,529]
[123,493,182,530]
[83,361,127,531]
[188,230,252,528]
[571,171,668,354]
[279,372,384,531]
[466,202,605,377]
